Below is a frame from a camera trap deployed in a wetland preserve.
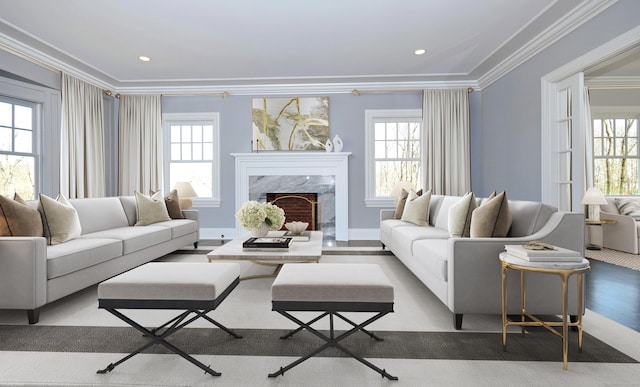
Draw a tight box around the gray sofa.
[380,194,585,329]
[0,196,199,324]
[600,196,640,254]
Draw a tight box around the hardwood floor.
[586,259,640,332]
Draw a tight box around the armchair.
[600,197,640,254]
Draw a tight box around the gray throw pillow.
[38,193,82,245]
[615,198,640,220]
[448,192,477,237]
[135,191,171,226]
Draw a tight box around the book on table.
[243,237,293,250]
[282,231,311,241]
[504,243,583,262]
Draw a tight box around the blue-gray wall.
[478,0,640,200]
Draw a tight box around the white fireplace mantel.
[232,152,351,240]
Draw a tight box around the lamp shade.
[173,182,198,210]
[581,187,607,205]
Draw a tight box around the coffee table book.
[243,237,293,251]
[503,244,583,262]
[283,231,311,241]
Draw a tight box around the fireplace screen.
[266,193,319,231]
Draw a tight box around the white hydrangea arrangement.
[235,200,285,231]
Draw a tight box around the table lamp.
[173,181,198,210]
[581,186,607,221]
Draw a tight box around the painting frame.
[251,96,329,151]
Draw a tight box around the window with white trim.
[592,109,640,195]
[162,113,220,207]
[0,97,39,199]
[365,109,422,207]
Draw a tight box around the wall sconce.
[173,182,198,210]
[581,186,607,221]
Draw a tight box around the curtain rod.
[351,87,474,96]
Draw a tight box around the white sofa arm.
[447,212,585,314]
[380,209,395,221]
[0,237,47,310]
[600,211,638,254]
[182,209,199,222]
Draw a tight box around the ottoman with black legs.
[269,263,397,380]
[96,262,241,377]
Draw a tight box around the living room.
[1,1,640,385]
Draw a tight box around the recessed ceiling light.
[139,56,151,62]
[414,49,426,55]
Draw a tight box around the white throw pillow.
[38,193,82,245]
[135,191,171,226]
[401,189,432,226]
[615,198,640,220]
[448,192,477,237]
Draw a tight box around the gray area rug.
[585,248,640,271]
[0,325,635,364]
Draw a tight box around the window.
[162,113,220,207]
[592,113,640,195]
[0,97,38,199]
[365,109,422,207]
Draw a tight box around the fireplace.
[232,152,350,240]
[266,193,319,231]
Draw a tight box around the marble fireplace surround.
[232,152,351,240]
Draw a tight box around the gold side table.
[499,252,590,370]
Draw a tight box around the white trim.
[161,112,221,206]
[591,106,640,116]
[364,109,422,207]
[586,76,640,89]
[232,152,351,241]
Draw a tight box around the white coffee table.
[207,231,323,280]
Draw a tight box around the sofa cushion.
[134,191,171,226]
[448,192,477,237]
[69,197,130,234]
[507,200,556,237]
[153,219,198,238]
[412,238,449,282]
[46,238,123,279]
[470,191,512,237]
[615,198,640,220]
[38,194,82,245]
[401,190,431,226]
[393,225,450,256]
[432,195,465,230]
[0,194,43,236]
[79,226,172,254]
[151,189,185,220]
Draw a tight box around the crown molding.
[585,76,640,89]
[116,80,480,96]
[478,0,617,88]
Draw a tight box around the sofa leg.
[453,314,463,330]
[27,309,40,324]
[194,241,198,249]
[381,242,386,249]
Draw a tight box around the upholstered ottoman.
[97,262,241,376]
[269,263,397,380]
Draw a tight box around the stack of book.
[504,242,582,262]
[243,237,293,251]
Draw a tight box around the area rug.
[0,325,635,364]
[585,248,640,271]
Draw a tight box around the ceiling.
[0,0,610,93]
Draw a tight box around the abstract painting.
[252,97,329,151]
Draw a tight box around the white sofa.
[380,194,585,330]
[600,196,640,254]
[0,196,199,324]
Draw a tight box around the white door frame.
[541,25,640,208]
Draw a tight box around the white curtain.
[118,94,163,195]
[423,89,471,195]
[60,73,106,198]
[583,86,594,190]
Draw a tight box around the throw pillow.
[615,198,640,220]
[135,191,171,226]
[470,191,512,238]
[38,193,82,245]
[0,193,43,236]
[448,192,477,237]
[394,188,423,219]
[150,189,185,219]
[401,189,432,226]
